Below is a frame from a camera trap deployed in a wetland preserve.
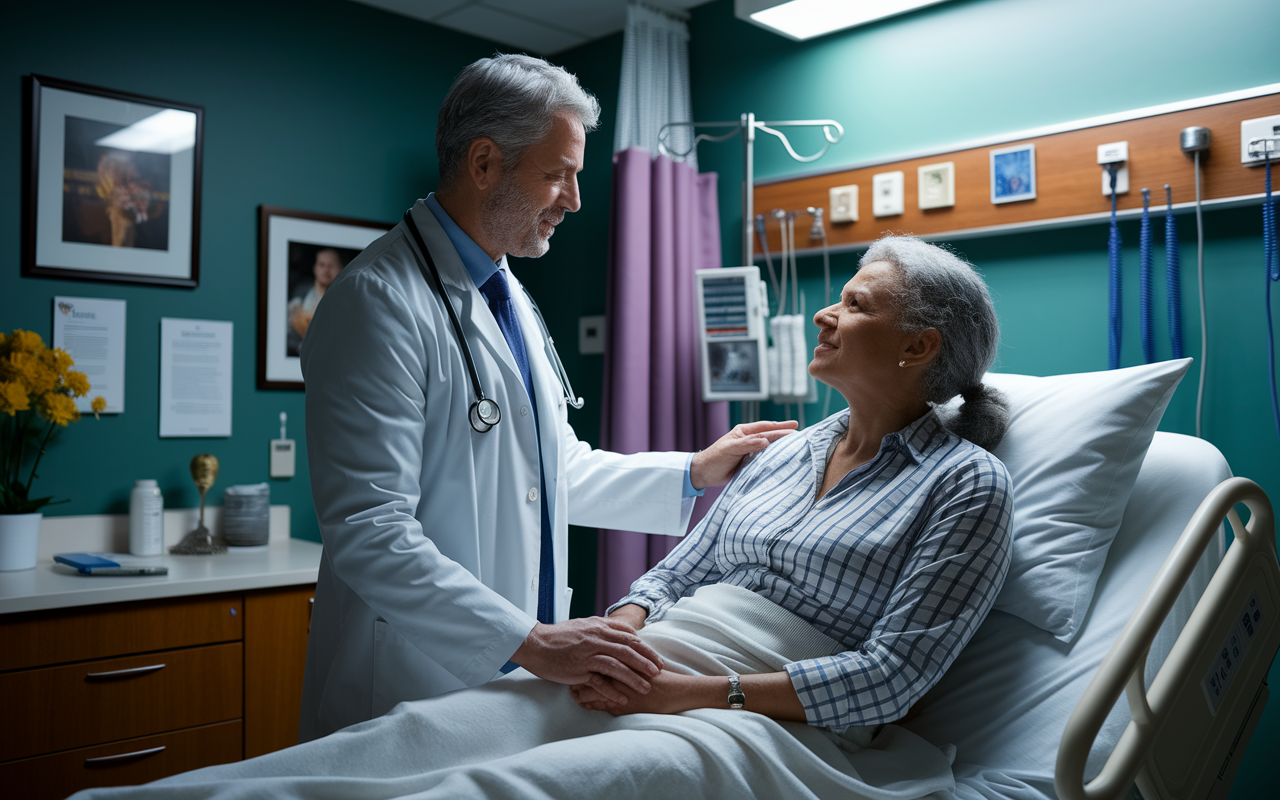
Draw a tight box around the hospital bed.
[905,431,1279,800]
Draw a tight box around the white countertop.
[0,539,324,615]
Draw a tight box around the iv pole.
[657,114,843,424]
[657,114,844,264]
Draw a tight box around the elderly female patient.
[76,236,1013,800]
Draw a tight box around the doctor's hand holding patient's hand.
[689,420,798,490]
[511,616,664,704]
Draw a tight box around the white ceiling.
[349,0,712,55]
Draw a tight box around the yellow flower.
[46,347,75,375]
[91,396,107,419]
[7,352,57,394]
[64,370,91,398]
[0,380,30,415]
[8,330,44,353]
[38,392,79,426]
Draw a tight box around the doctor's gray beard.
[479,172,562,259]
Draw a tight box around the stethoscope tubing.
[401,208,581,433]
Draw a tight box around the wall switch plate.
[828,184,858,223]
[1101,164,1129,196]
[872,171,905,217]
[579,315,605,355]
[270,439,296,478]
[1241,115,1280,166]
[917,162,955,209]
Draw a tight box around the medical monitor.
[696,267,769,402]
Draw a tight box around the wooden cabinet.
[0,584,314,799]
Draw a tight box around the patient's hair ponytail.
[947,383,1010,452]
[860,235,1010,451]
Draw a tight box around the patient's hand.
[570,669,706,715]
[512,617,664,705]
[690,420,798,490]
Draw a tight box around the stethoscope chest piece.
[470,397,501,433]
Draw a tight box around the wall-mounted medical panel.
[753,85,1280,253]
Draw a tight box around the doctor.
[298,53,794,742]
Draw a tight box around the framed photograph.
[23,75,204,287]
[990,143,1036,204]
[258,205,393,389]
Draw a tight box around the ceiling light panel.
[736,0,951,41]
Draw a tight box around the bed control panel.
[1200,590,1264,716]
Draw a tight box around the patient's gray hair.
[436,53,600,187]
[860,235,1009,451]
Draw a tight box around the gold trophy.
[169,454,227,555]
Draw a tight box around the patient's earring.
[899,360,906,367]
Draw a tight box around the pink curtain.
[595,146,730,613]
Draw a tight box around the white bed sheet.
[903,432,1231,800]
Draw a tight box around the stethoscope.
[402,209,583,433]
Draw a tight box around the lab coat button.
[521,406,529,416]
[527,488,538,502]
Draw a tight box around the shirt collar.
[821,407,949,466]
[424,193,500,289]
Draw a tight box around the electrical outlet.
[872,171,904,217]
[828,185,858,223]
[917,162,955,209]
[1097,141,1129,196]
[1241,115,1280,166]
[579,315,605,355]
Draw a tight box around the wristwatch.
[727,675,746,709]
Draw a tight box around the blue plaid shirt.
[612,410,1013,730]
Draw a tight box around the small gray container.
[223,483,270,547]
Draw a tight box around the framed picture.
[257,205,393,389]
[22,75,204,287]
[990,143,1037,204]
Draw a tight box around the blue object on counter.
[54,553,169,576]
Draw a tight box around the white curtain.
[613,2,696,169]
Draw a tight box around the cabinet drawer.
[0,720,242,800]
[0,592,243,672]
[0,643,243,761]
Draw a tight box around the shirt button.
[521,406,529,416]
[527,488,538,502]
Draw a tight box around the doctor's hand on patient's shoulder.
[511,616,664,705]
[689,420,799,491]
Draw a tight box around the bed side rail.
[1055,477,1279,800]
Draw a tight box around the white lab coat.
[297,200,695,743]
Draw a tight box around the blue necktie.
[479,269,555,625]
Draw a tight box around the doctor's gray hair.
[436,53,600,187]
[860,235,1009,451]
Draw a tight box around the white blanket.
[74,584,955,800]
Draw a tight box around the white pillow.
[950,359,1191,641]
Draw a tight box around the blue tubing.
[1166,189,1183,360]
[1140,189,1154,364]
[1266,159,1279,437]
[1108,165,1122,370]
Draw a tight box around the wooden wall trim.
[752,87,1280,256]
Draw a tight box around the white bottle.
[129,480,164,556]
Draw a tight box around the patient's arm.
[570,669,807,723]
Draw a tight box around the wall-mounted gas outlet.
[872,171,904,217]
[828,185,858,223]
[917,162,955,209]
[1241,115,1280,166]
[1098,141,1129,196]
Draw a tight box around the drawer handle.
[85,663,167,681]
[85,746,166,766]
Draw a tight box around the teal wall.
[685,0,1279,795]
[0,0,497,540]
[3,0,1277,793]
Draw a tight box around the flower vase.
[0,512,43,571]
